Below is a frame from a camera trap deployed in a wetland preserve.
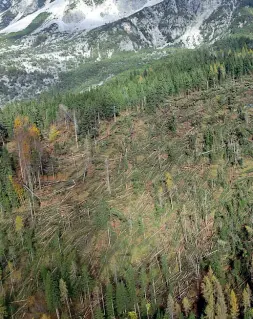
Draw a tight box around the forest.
[0,36,253,318]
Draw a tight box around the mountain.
[0,0,252,107]
[0,0,245,47]
[0,0,164,33]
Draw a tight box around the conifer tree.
[201,269,215,319]
[126,266,137,310]
[45,271,60,315]
[94,306,104,319]
[105,283,114,319]
[166,294,174,319]
[182,297,191,317]
[115,281,127,316]
[0,148,19,212]
[213,277,227,319]
[45,272,54,312]
[59,279,68,302]
[69,260,78,295]
[81,264,91,297]
[230,290,239,319]
[243,285,251,318]
[161,255,169,286]
[0,295,6,319]
[0,124,7,147]
[59,278,72,318]
[140,267,148,300]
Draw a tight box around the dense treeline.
[1,39,253,137]
[1,37,253,318]
[0,148,19,213]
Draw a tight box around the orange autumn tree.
[14,116,43,190]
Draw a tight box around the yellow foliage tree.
[182,297,191,316]
[202,273,215,319]
[14,116,43,189]
[202,268,228,319]
[230,289,239,319]
[15,216,24,232]
[128,311,138,319]
[213,64,218,76]
[14,116,29,130]
[165,172,174,191]
[49,125,60,142]
[29,124,40,138]
[8,175,24,201]
[146,302,151,315]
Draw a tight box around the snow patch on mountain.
[0,0,164,34]
[0,0,247,107]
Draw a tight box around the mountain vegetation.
[1,0,253,107]
[0,35,253,318]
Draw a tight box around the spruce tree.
[115,281,127,316]
[213,277,227,319]
[140,267,148,299]
[45,271,60,313]
[126,266,137,310]
[166,294,174,319]
[45,272,54,312]
[243,284,251,317]
[105,283,114,319]
[95,306,104,319]
[81,264,92,297]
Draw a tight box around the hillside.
[0,0,253,107]
[1,40,253,318]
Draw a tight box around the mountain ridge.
[0,0,252,107]
[0,0,164,33]
[0,0,243,49]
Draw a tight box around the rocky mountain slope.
[0,0,243,47]
[0,0,164,32]
[0,0,252,106]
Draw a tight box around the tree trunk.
[105,158,111,195]
[73,110,79,149]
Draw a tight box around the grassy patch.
[6,12,50,39]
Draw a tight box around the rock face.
[75,0,242,50]
[0,0,247,49]
[0,0,240,46]
[0,0,165,33]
